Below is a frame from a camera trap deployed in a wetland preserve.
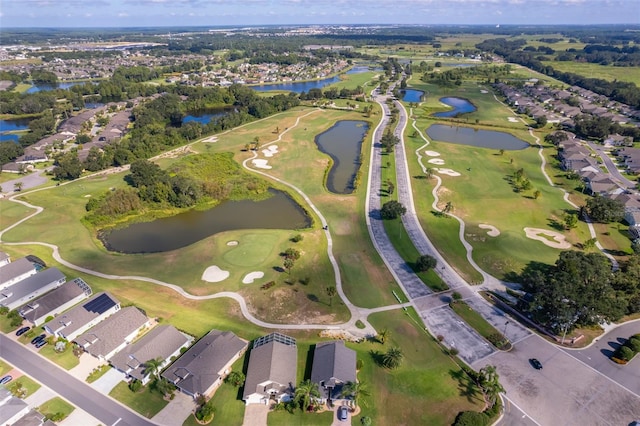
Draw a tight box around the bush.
[290,234,303,243]
[415,254,437,272]
[261,281,275,290]
[452,292,462,301]
[628,337,640,353]
[361,416,372,426]
[196,400,216,422]
[356,359,364,370]
[618,346,635,361]
[129,379,142,392]
[453,410,488,426]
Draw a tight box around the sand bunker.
[425,150,441,157]
[262,145,279,157]
[428,158,445,165]
[252,159,272,169]
[479,224,500,237]
[507,117,519,123]
[480,89,488,94]
[202,265,230,283]
[203,136,218,143]
[524,227,572,249]
[437,168,461,177]
[226,241,238,246]
[242,271,264,284]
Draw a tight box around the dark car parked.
[31,334,46,345]
[16,326,30,336]
[35,340,47,349]
[529,358,543,370]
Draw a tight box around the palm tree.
[443,201,454,214]
[533,189,541,199]
[144,357,163,381]
[478,365,505,407]
[14,182,23,192]
[294,379,321,412]
[382,347,403,369]
[340,381,370,408]
[425,167,434,179]
[325,286,337,306]
[378,328,389,344]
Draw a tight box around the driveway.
[90,368,125,394]
[152,392,195,426]
[69,352,104,381]
[242,403,269,426]
[473,334,640,426]
[565,320,640,396]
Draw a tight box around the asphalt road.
[0,335,157,426]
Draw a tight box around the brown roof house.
[110,325,192,385]
[310,340,357,403]
[162,330,247,399]
[243,333,297,405]
[74,306,150,361]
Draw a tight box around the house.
[45,292,120,341]
[74,306,150,361]
[0,257,37,290]
[0,252,10,268]
[310,340,357,403]
[19,277,92,326]
[584,174,619,195]
[162,330,248,399]
[110,325,192,384]
[0,267,66,311]
[243,333,297,405]
[0,387,30,425]
[617,147,640,175]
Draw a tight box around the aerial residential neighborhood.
[1,3,640,426]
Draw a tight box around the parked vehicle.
[16,326,30,336]
[337,406,349,421]
[35,340,47,349]
[31,334,46,345]
[0,375,12,385]
[529,358,543,370]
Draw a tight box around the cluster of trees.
[422,64,513,87]
[573,114,640,141]
[519,251,640,334]
[380,130,399,153]
[556,44,640,67]
[299,85,364,101]
[583,196,625,223]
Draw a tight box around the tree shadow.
[304,345,316,381]
[448,369,482,403]
[600,348,615,358]
[307,294,319,303]
[273,266,284,273]
[369,350,384,367]
[413,175,427,180]
[547,218,566,231]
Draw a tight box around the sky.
[1,0,639,28]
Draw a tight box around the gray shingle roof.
[0,258,36,288]
[110,325,191,381]
[0,268,66,309]
[162,330,248,396]
[19,277,91,324]
[75,306,149,359]
[310,340,356,399]
[243,333,297,401]
[48,291,120,339]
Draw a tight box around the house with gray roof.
[163,330,247,398]
[74,306,150,361]
[19,277,92,326]
[45,291,120,341]
[311,340,357,403]
[0,386,30,425]
[0,268,66,311]
[243,333,297,405]
[0,252,10,268]
[110,325,192,384]
[0,257,37,290]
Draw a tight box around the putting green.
[222,233,279,267]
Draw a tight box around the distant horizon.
[2,0,639,29]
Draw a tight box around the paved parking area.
[473,334,640,426]
[464,295,531,344]
[420,305,494,364]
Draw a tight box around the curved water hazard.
[402,89,424,103]
[315,120,369,194]
[433,97,477,118]
[426,124,529,150]
[101,189,311,253]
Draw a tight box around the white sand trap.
[437,168,461,177]
[252,159,272,169]
[480,89,488,93]
[428,158,445,165]
[479,224,500,237]
[202,265,230,283]
[524,227,572,249]
[425,150,441,157]
[226,240,238,246]
[84,194,91,197]
[507,117,519,122]
[242,271,264,284]
[203,136,218,143]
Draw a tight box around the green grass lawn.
[542,60,640,87]
[0,360,10,375]
[38,397,74,421]
[450,301,503,346]
[109,381,169,418]
[86,364,111,383]
[268,410,334,425]
[37,341,80,370]
[204,358,245,426]
[7,376,41,399]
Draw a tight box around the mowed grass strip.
[109,381,169,418]
[38,397,74,421]
[450,300,501,342]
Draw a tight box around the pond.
[0,118,31,143]
[183,107,234,125]
[100,189,311,254]
[433,97,477,118]
[402,89,424,103]
[26,81,90,94]
[426,124,529,150]
[314,120,369,194]
[251,75,341,93]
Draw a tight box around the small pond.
[26,81,90,94]
[101,188,311,254]
[402,89,424,103]
[315,120,369,194]
[426,124,529,150]
[251,75,341,93]
[433,97,477,118]
[0,118,31,143]
[183,107,234,125]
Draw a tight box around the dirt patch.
[524,227,571,249]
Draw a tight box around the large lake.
[426,124,529,150]
[433,97,477,118]
[26,81,92,94]
[251,76,341,93]
[315,120,369,194]
[101,189,311,253]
